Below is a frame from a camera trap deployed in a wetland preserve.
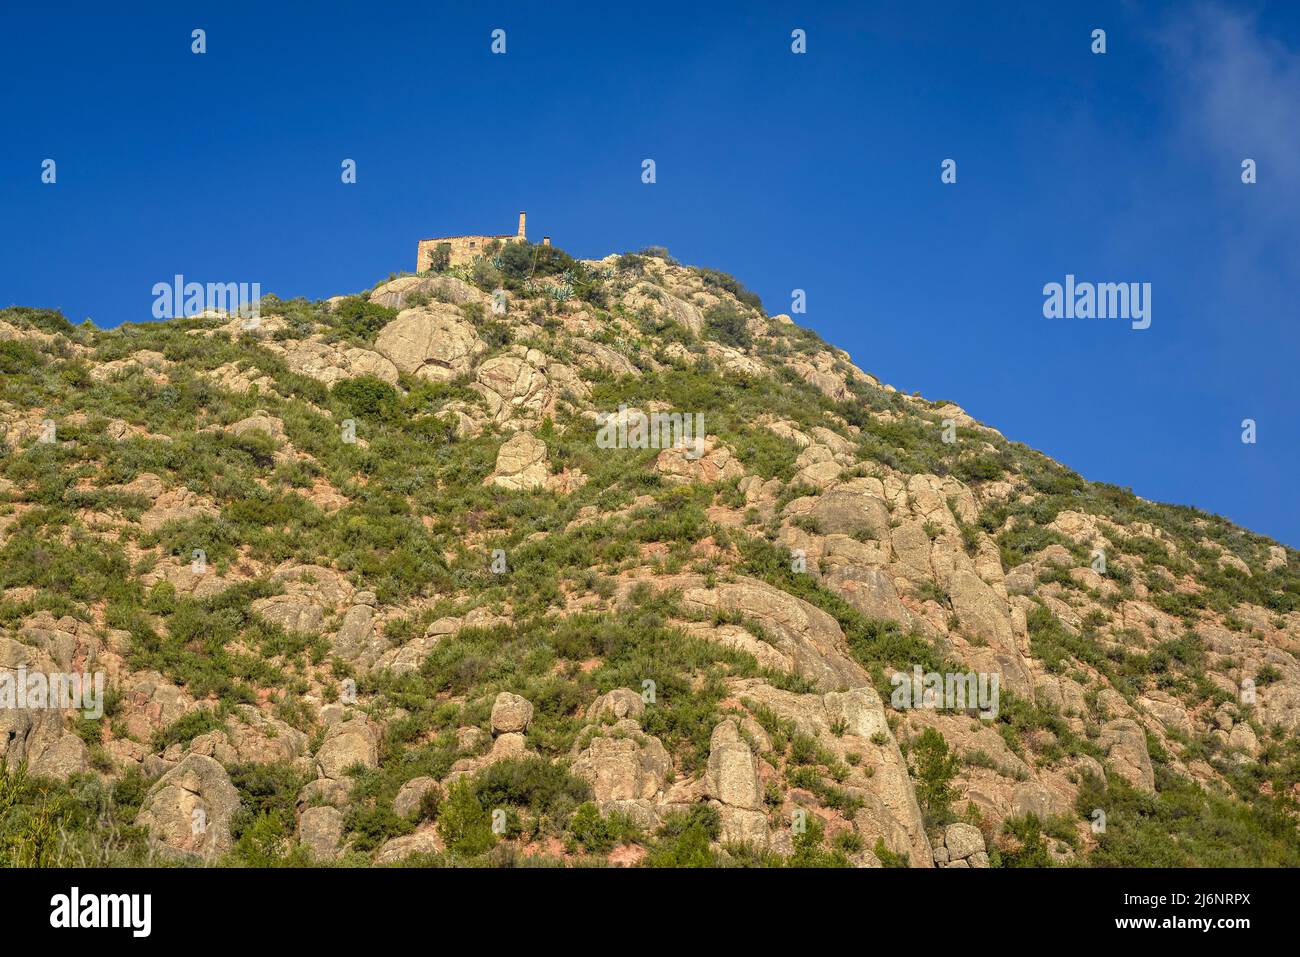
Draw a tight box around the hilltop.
[0,242,1297,868]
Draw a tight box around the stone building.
[415,211,550,272]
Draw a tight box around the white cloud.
[1158,2,1300,206]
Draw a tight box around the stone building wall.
[415,234,515,271]
[416,211,534,272]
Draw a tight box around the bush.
[473,756,590,820]
[330,297,397,343]
[151,706,228,753]
[703,303,752,349]
[569,802,610,852]
[787,814,850,867]
[437,779,496,857]
[227,762,308,865]
[346,804,414,853]
[874,838,910,867]
[0,340,45,375]
[426,242,452,272]
[911,727,959,824]
[646,804,719,867]
[694,267,762,310]
[0,306,75,335]
[332,375,401,423]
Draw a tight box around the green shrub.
[911,727,959,825]
[329,297,397,343]
[646,804,720,867]
[332,375,401,423]
[437,779,496,857]
[703,303,751,349]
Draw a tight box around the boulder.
[571,727,672,803]
[270,338,399,387]
[373,305,485,381]
[135,754,240,859]
[297,777,353,810]
[394,776,440,819]
[0,637,91,781]
[332,604,375,660]
[705,719,762,810]
[654,439,744,486]
[369,275,482,310]
[474,354,555,424]
[228,411,285,442]
[375,827,445,864]
[943,822,986,862]
[316,716,380,779]
[487,433,549,491]
[298,805,345,862]
[587,689,646,724]
[490,692,534,734]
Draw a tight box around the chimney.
[517,211,526,240]
[542,236,550,246]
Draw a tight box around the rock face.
[189,705,308,765]
[251,562,354,636]
[298,805,346,861]
[373,305,485,381]
[571,722,673,825]
[0,637,90,780]
[705,719,769,849]
[269,337,399,387]
[622,281,704,335]
[944,569,1032,696]
[135,754,241,859]
[736,679,933,866]
[678,576,865,692]
[571,337,641,378]
[316,716,380,780]
[1099,719,1155,793]
[487,433,550,491]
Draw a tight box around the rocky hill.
[1,243,1297,868]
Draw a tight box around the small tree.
[426,242,451,272]
[437,779,496,857]
[911,727,959,824]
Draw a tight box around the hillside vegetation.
[1,243,1297,868]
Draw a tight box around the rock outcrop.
[135,754,241,859]
[373,305,485,381]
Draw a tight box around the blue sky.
[2,1,1297,546]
